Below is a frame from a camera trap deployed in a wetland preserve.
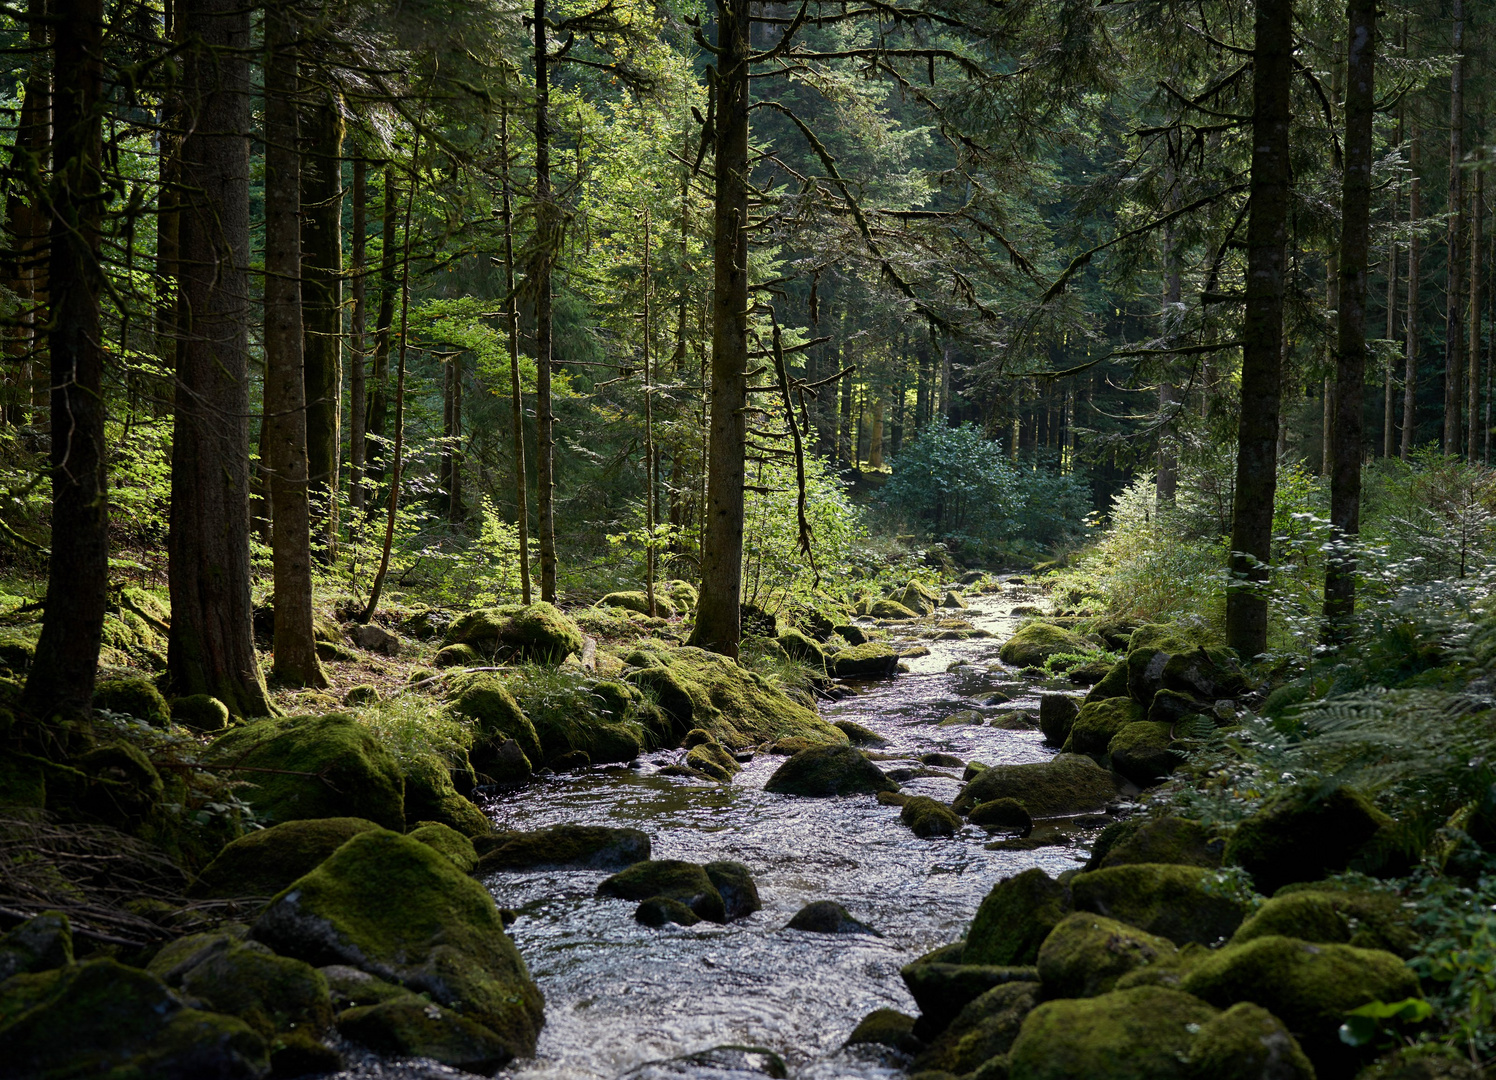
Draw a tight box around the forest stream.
[333,578,1112,1080]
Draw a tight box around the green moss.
[441,602,582,663]
[0,911,72,981]
[914,981,1037,1075]
[869,598,919,620]
[634,895,701,927]
[1161,647,1246,701]
[965,868,1072,966]
[474,824,650,872]
[1230,889,1420,957]
[252,829,544,1057]
[1086,816,1222,871]
[901,796,964,838]
[969,798,1032,831]
[170,694,230,732]
[764,744,898,797]
[320,964,413,1010]
[846,1008,921,1053]
[953,756,1119,817]
[408,822,479,872]
[787,900,878,934]
[1106,722,1179,786]
[1070,863,1250,946]
[1185,1002,1314,1080]
[666,580,699,611]
[191,817,381,900]
[401,753,490,838]
[596,859,727,923]
[833,719,886,745]
[435,643,480,668]
[776,628,825,666]
[1127,624,1199,655]
[685,738,741,782]
[0,750,45,809]
[173,940,332,1038]
[1356,1046,1488,1080]
[828,642,898,678]
[76,741,164,828]
[207,714,405,831]
[1084,660,1131,704]
[1063,697,1144,758]
[1223,785,1398,894]
[93,675,170,726]
[599,590,677,617]
[343,684,380,707]
[1037,912,1177,997]
[448,674,543,765]
[901,962,1037,1036]
[338,996,515,1073]
[999,622,1090,668]
[1006,986,1217,1080]
[1037,694,1080,746]
[704,861,761,920]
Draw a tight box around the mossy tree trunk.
[349,154,367,515]
[301,88,343,559]
[367,165,396,486]
[1403,124,1421,460]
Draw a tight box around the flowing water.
[337,579,1106,1080]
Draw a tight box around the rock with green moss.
[320,963,412,1011]
[635,896,701,927]
[776,628,826,666]
[835,623,870,645]
[901,961,1040,1036]
[965,868,1072,966]
[207,714,405,831]
[1063,697,1144,758]
[953,756,1119,818]
[828,642,899,679]
[0,957,269,1080]
[1185,1002,1314,1080]
[765,744,898,797]
[1084,660,1130,704]
[1223,785,1400,894]
[1355,1046,1488,1080]
[969,798,1032,832]
[338,995,516,1073]
[190,817,381,900]
[596,859,726,923]
[342,684,380,707]
[1162,647,1246,702]
[1070,863,1250,946]
[401,753,490,838]
[0,911,72,981]
[832,719,886,746]
[1007,985,1217,1080]
[269,1028,343,1076]
[999,622,1090,668]
[93,675,170,726]
[1037,695,1080,746]
[787,900,879,935]
[252,829,545,1057]
[1107,722,1182,786]
[1230,888,1419,957]
[474,824,650,872]
[448,674,544,766]
[435,643,480,668]
[77,741,164,828]
[914,981,1038,1075]
[846,1008,921,1054]
[442,601,583,663]
[1180,935,1420,1078]
[408,822,479,872]
[0,750,45,810]
[899,580,942,616]
[869,598,920,620]
[599,591,677,618]
[170,694,230,732]
[1037,912,1178,997]
[901,796,964,838]
[685,737,741,782]
[1147,688,1208,729]
[704,861,761,920]
[666,580,698,611]
[164,939,332,1038]
[1085,816,1222,872]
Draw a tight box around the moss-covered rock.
[704,861,761,920]
[0,750,45,810]
[0,911,72,981]
[635,896,702,927]
[1037,694,1080,746]
[1147,688,1208,728]
[1006,985,1218,1080]
[1107,722,1181,786]
[1355,1046,1488,1080]
[685,736,741,782]
[77,741,164,828]
[828,641,899,678]
[965,868,1072,966]
[1070,863,1250,946]
[786,900,878,935]
[1084,660,1130,704]
[92,675,170,726]
[1036,912,1178,997]
[252,829,544,1057]
[596,860,727,923]
[435,643,479,668]
[408,822,479,872]
[191,817,381,901]
[1230,888,1419,957]
[666,580,699,611]
[207,714,405,831]
[953,756,1119,818]
[914,981,1038,1075]
[846,1008,921,1054]
[1063,697,1144,758]
[901,796,964,838]
[319,964,412,1010]
[269,1028,342,1077]
[400,753,489,838]
[869,598,920,620]
[1162,647,1246,702]
[1180,935,1420,1078]
[164,939,331,1039]
[834,623,869,645]
[999,622,1090,668]
[833,719,886,745]
[901,961,1038,1037]
[442,602,583,663]
[969,798,1032,832]
[448,673,543,766]
[1223,785,1400,894]
[0,957,269,1080]
[338,995,516,1073]
[897,580,942,615]
[599,590,677,618]
[1186,1002,1314,1080]
[776,628,826,666]
[474,824,650,872]
[764,744,898,797]
[1085,816,1222,872]
[170,694,230,733]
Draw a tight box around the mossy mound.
[320,964,413,1010]
[474,824,650,872]
[828,642,898,679]
[1037,694,1080,746]
[1162,646,1246,702]
[901,796,964,838]
[596,859,727,923]
[442,601,583,663]
[898,580,942,615]
[435,643,479,668]
[969,798,1032,832]
[408,822,479,872]
[914,981,1038,1075]
[965,868,1072,966]
[1230,888,1419,957]
[704,861,761,920]
[0,957,269,1080]
[448,673,544,766]
[76,741,164,828]
[1107,722,1180,786]
[207,714,405,831]
[685,736,741,782]
[776,628,826,666]
[165,939,332,1039]
[252,829,544,1057]
[191,817,381,900]
[338,996,516,1073]
[1085,816,1222,871]
[1084,660,1130,703]
[623,642,845,746]
[833,719,886,745]
[1036,912,1178,998]
[1186,1002,1314,1080]
[869,598,919,620]
[170,694,230,733]
[1355,1047,1488,1080]
[666,580,699,611]
[0,750,45,810]
[764,744,898,797]
[953,756,1119,818]
[1180,935,1420,1078]
[846,1008,921,1054]
[1063,697,1144,758]
[1223,785,1399,894]
[93,675,170,726]
[401,753,490,838]
[599,591,677,618]
[786,900,878,935]
[901,961,1038,1036]
[1127,623,1199,655]
[1071,863,1250,946]
[635,896,701,928]
[999,622,1090,668]
[1006,985,1218,1080]
[0,911,72,981]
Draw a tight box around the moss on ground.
[408,822,479,872]
[598,591,677,618]
[1086,816,1222,871]
[93,675,170,727]
[190,817,381,900]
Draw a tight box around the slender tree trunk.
[154,0,179,394]
[349,155,367,515]
[499,105,531,603]
[263,2,326,688]
[1403,126,1421,459]
[1446,0,1466,455]
[1226,0,1292,659]
[367,166,396,481]
[450,352,463,521]
[1158,152,1182,507]
[1385,182,1399,458]
[643,209,657,617]
[301,90,343,558]
[1324,0,1376,628]
[167,0,270,717]
[533,0,558,602]
[23,0,106,718]
[689,0,751,657]
[4,0,49,429]
[868,397,884,469]
[1469,166,1483,463]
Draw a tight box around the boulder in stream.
[475,824,651,872]
[952,755,1119,818]
[964,868,1072,966]
[1063,697,1144,758]
[1006,985,1218,1080]
[786,900,879,936]
[634,896,701,928]
[1184,1002,1314,1080]
[1107,722,1180,786]
[704,861,762,920]
[764,744,899,797]
[845,1008,922,1054]
[968,798,1032,833]
[998,621,1089,668]
[338,996,515,1074]
[828,642,900,678]
[900,958,1039,1036]
[901,796,963,838]
[596,859,727,923]
[1084,816,1222,872]
[1038,694,1080,746]
[832,719,887,745]
[913,981,1038,1076]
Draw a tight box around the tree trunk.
[154,0,179,395]
[868,397,884,469]
[1158,156,1182,507]
[1324,0,1376,629]
[262,2,326,689]
[167,0,270,717]
[499,104,531,603]
[1446,0,1466,455]
[450,352,463,521]
[1225,0,1292,660]
[22,0,106,719]
[367,165,396,481]
[301,90,343,557]
[533,0,558,602]
[1403,125,1421,459]
[3,0,49,429]
[1469,166,1483,463]
[689,0,751,658]
[838,353,853,463]
[643,209,656,617]
[349,155,367,515]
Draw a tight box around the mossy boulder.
[901,796,964,838]
[408,822,479,872]
[999,622,1089,668]
[828,641,899,678]
[1148,688,1208,728]
[1355,1047,1488,1080]
[482,738,533,786]
[0,750,45,810]
[1037,912,1177,998]
[635,896,701,928]
[191,817,381,901]
[685,736,741,782]
[448,674,543,765]
[704,861,761,920]
[914,981,1039,1075]
[0,911,72,981]
[1037,694,1080,746]
[401,753,490,838]
[969,798,1032,832]
[776,628,825,665]
[170,694,230,733]
[338,996,516,1073]
[1231,888,1419,957]
[1006,985,1218,1080]
[965,868,1072,966]
[442,601,583,663]
[901,961,1039,1036]
[93,675,170,726]
[1180,935,1421,1078]
[1223,785,1400,894]
[599,591,677,618]
[846,1008,921,1054]
[319,964,412,1010]
[1070,863,1250,946]
[1162,647,1246,702]
[1063,697,1144,758]
[764,744,898,797]
[76,741,164,828]
[1186,1002,1315,1080]
[667,580,699,611]
[435,643,479,668]
[474,824,650,872]
[953,756,1119,818]
[0,957,269,1080]
[1085,816,1222,871]
[207,714,405,831]
[1084,660,1130,704]
[162,938,332,1039]
[596,859,727,923]
[899,580,942,615]
[833,719,886,745]
[1107,722,1181,786]
[252,829,545,1057]
[786,900,879,935]
[869,598,919,620]
[834,623,869,645]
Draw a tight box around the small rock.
[920,752,964,768]
[833,719,887,745]
[846,1008,921,1054]
[704,861,762,920]
[337,996,513,1074]
[968,798,1031,833]
[597,860,727,923]
[901,796,964,838]
[0,911,72,981]
[1038,694,1080,746]
[764,744,898,797]
[786,900,879,935]
[550,750,591,771]
[634,896,701,928]
[354,623,401,655]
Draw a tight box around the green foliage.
[740,453,868,609]
[1407,872,1496,1057]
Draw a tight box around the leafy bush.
[740,452,869,608]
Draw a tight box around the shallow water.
[346,581,1099,1080]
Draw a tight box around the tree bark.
[1469,166,1483,463]
[22,0,107,719]
[301,90,343,557]
[1403,124,1421,459]
[499,104,531,603]
[689,0,751,658]
[1158,152,1182,507]
[643,209,656,617]
[1225,0,1292,660]
[154,0,179,395]
[349,155,367,514]
[3,0,49,429]
[367,165,396,482]
[167,0,271,717]
[533,0,558,602]
[1445,0,1466,455]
